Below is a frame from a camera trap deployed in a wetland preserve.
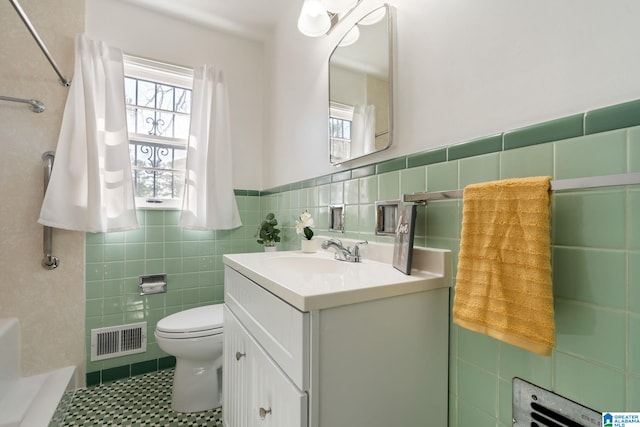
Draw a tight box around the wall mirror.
[328,4,393,165]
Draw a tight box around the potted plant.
[295,211,315,252]
[256,213,281,251]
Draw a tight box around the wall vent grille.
[513,378,601,427]
[90,322,147,361]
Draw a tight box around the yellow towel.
[452,176,554,356]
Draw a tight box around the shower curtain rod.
[9,0,71,87]
[0,95,45,113]
[403,172,640,204]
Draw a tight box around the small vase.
[301,239,316,253]
[264,246,277,252]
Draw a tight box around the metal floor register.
[513,378,602,427]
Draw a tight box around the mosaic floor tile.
[62,369,222,426]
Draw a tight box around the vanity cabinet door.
[249,331,308,427]
[223,306,250,427]
[224,306,308,427]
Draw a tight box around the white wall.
[265,0,640,188]
[0,0,85,380]
[86,0,265,190]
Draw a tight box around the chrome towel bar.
[404,172,640,204]
[0,95,45,113]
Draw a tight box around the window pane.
[174,114,190,140]
[175,88,191,114]
[124,77,137,106]
[137,80,157,108]
[156,84,175,111]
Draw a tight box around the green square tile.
[554,130,627,179]
[344,205,359,233]
[104,232,125,244]
[164,226,183,242]
[165,242,183,259]
[86,245,104,263]
[103,279,124,298]
[131,359,157,376]
[629,126,640,173]
[164,210,180,225]
[331,170,351,183]
[330,182,344,205]
[448,134,503,160]
[458,328,498,373]
[359,176,378,204]
[376,157,406,174]
[408,148,447,169]
[426,200,460,239]
[125,243,145,261]
[500,143,554,179]
[584,99,640,135]
[459,153,500,188]
[85,371,101,387]
[630,376,640,411]
[553,247,626,309]
[378,171,400,201]
[630,190,640,250]
[359,204,376,233]
[552,191,626,249]
[146,259,164,274]
[103,296,125,315]
[630,252,640,314]
[124,260,144,278]
[101,365,130,384]
[146,226,165,243]
[457,400,497,427]
[124,227,145,244]
[86,282,103,299]
[344,179,359,205]
[85,232,104,245]
[498,344,552,389]
[631,313,640,376]
[145,210,164,225]
[104,244,124,262]
[104,261,124,280]
[158,356,176,370]
[400,167,426,196]
[458,360,498,417]
[426,161,458,192]
[555,301,626,370]
[555,353,626,412]
[504,114,583,150]
[351,165,376,179]
[318,184,330,207]
[146,243,164,259]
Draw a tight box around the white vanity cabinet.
[223,248,451,427]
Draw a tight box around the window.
[329,102,353,163]
[123,55,193,209]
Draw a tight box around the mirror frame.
[328,3,393,165]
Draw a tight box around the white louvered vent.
[90,322,147,361]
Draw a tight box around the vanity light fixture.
[337,6,387,47]
[298,0,363,37]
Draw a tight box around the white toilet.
[155,304,224,413]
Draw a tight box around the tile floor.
[62,369,223,426]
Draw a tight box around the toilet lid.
[156,304,224,334]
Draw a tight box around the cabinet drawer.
[225,267,310,390]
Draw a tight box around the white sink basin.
[223,246,452,311]
[266,256,350,275]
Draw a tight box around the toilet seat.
[156,305,223,339]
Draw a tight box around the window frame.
[123,55,194,210]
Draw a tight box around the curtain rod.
[0,95,45,113]
[9,0,71,87]
[403,172,640,204]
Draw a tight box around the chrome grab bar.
[42,151,59,270]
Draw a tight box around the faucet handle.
[351,240,368,258]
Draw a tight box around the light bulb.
[298,0,331,37]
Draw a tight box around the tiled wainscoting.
[86,99,640,426]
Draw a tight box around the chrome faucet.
[321,239,368,262]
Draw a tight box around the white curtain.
[38,34,138,233]
[179,66,242,230]
[351,104,376,156]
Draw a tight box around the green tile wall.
[85,99,640,424]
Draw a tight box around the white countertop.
[223,244,452,311]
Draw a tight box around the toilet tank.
[0,318,21,380]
